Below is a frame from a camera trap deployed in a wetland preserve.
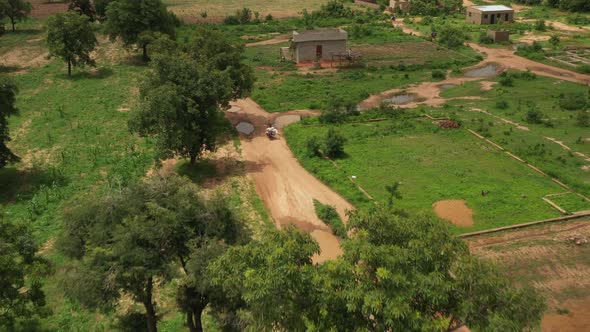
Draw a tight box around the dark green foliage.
[313,199,347,238]
[499,74,514,87]
[549,35,560,48]
[223,7,253,25]
[105,0,177,60]
[129,29,254,165]
[47,12,98,77]
[525,104,544,124]
[567,13,590,25]
[579,64,590,74]
[57,176,248,332]
[68,0,96,21]
[409,0,462,15]
[431,69,445,79]
[0,76,19,168]
[577,110,589,127]
[478,31,494,44]
[495,100,509,109]
[558,92,587,110]
[0,0,32,31]
[93,0,113,21]
[306,136,322,157]
[210,208,545,331]
[534,19,546,31]
[317,0,354,18]
[0,217,50,330]
[324,128,346,158]
[319,98,358,124]
[438,25,466,49]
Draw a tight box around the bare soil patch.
[433,199,474,226]
[29,0,67,19]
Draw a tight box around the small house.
[290,29,348,63]
[466,5,514,25]
[487,29,510,43]
[389,0,411,13]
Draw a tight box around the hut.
[290,29,348,63]
[466,5,514,25]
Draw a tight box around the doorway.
[316,45,323,58]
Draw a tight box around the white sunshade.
[471,5,514,12]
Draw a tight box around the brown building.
[389,0,411,13]
[466,5,514,25]
[290,29,348,63]
[487,29,510,43]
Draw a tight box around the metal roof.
[470,5,514,12]
[292,29,348,43]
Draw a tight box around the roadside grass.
[547,193,590,213]
[285,117,564,232]
[313,199,347,238]
[439,74,590,197]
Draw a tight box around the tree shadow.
[176,158,263,187]
[68,67,115,81]
[0,167,68,205]
[0,65,22,74]
[121,54,148,67]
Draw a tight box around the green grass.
[313,199,347,238]
[285,118,565,232]
[547,193,590,213]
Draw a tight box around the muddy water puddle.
[464,64,499,78]
[236,121,255,135]
[383,93,417,105]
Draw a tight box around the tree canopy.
[0,0,32,31]
[0,76,20,168]
[129,29,254,165]
[104,0,177,60]
[68,0,96,21]
[57,175,249,332]
[210,207,546,331]
[93,0,113,21]
[47,12,98,77]
[0,217,49,330]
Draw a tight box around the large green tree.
[0,217,49,330]
[129,29,254,165]
[68,0,96,21]
[211,207,546,331]
[58,176,248,332]
[0,76,19,168]
[0,0,31,31]
[104,0,177,61]
[46,12,98,77]
[93,0,113,21]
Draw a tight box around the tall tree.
[58,176,248,332]
[46,12,98,77]
[129,29,254,165]
[68,0,96,21]
[0,76,19,168]
[0,0,32,31]
[93,0,113,22]
[211,207,546,331]
[0,217,50,330]
[104,0,177,61]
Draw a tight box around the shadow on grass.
[0,167,67,205]
[176,159,218,185]
[63,67,115,81]
[176,158,261,187]
[0,65,22,74]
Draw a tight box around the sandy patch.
[433,199,474,227]
[545,137,571,151]
[542,296,590,332]
[273,114,301,129]
[582,165,590,171]
[480,81,497,91]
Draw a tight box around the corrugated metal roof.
[470,5,514,12]
[292,29,348,43]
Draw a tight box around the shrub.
[526,108,544,124]
[496,100,509,109]
[559,92,587,110]
[535,20,546,31]
[577,110,589,127]
[324,128,346,158]
[478,31,493,44]
[431,70,445,79]
[567,14,590,25]
[578,64,590,74]
[313,199,347,238]
[306,136,323,157]
[438,25,466,49]
[499,75,514,87]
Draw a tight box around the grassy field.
[284,117,571,232]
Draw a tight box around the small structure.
[466,5,514,25]
[487,29,510,43]
[389,0,411,13]
[290,29,348,63]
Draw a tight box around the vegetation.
[105,0,177,60]
[68,0,96,21]
[313,199,347,238]
[46,12,98,77]
[0,76,19,168]
[0,0,32,31]
[210,208,545,331]
[129,29,254,165]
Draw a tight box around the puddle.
[433,200,474,227]
[274,115,301,129]
[236,121,255,135]
[383,93,417,105]
[439,84,456,89]
[464,64,499,78]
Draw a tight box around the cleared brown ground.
[29,0,68,19]
[469,219,590,332]
[356,41,470,66]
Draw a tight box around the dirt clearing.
[433,200,474,226]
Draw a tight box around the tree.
[211,207,546,331]
[0,76,20,168]
[93,0,113,21]
[438,25,466,48]
[104,0,177,61]
[129,29,254,165]
[0,217,50,330]
[549,34,560,48]
[385,181,402,207]
[577,110,589,127]
[0,0,32,31]
[57,176,248,332]
[68,0,96,21]
[324,128,346,158]
[47,12,97,77]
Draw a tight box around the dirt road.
[225,98,354,263]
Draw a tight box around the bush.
[478,31,493,44]
[438,25,466,49]
[526,107,544,124]
[535,20,547,31]
[306,136,323,157]
[559,92,587,110]
[578,64,590,74]
[496,100,509,109]
[567,14,590,25]
[431,70,445,79]
[324,128,346,158]
[313,199,347,238]
[577,110,589,127]
[499,75,514,87]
